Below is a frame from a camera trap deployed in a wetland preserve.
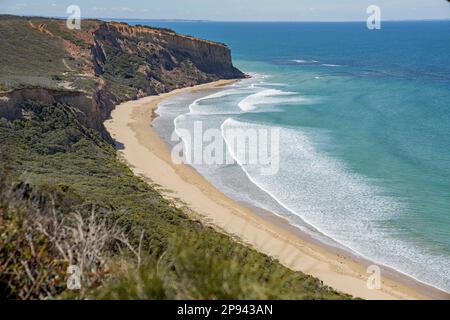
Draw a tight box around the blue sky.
[1,0,449,21]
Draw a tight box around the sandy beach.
[104,80,448,300]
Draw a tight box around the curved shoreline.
[104,80,449,300]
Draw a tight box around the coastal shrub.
[135,24,176,34]
[0,18,67,90]
[0,172,144,299]
[0,175,66,299]
[87,228,349,300]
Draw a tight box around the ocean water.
[128,20,450,292]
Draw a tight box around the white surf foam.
[237,89,309,112]
[219,118,450,292]
[187,88,250,115]
[292,59,319,64]
[253,82,290,88]
[291,59,343,68]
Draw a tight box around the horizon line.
[3,14,450,23]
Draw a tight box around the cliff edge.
[0,16,245,141]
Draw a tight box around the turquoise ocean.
[125,20,450,292]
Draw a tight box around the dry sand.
[105,80,448,300]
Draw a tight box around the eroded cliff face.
[0,85,115,142]
[0,17,245,142]
[95,22,244,84]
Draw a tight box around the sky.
[1,0,449,21]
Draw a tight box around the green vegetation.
[0,16,101,93]
[0,17,66,90]
[32,19,88,49]
[0,99,351,300]
[90,229,343,300]
[134,24,176,34]
[0,176,113,299]
[100,43,152,99]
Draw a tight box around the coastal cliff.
[94,22,244,83]
[0,16,244,141]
